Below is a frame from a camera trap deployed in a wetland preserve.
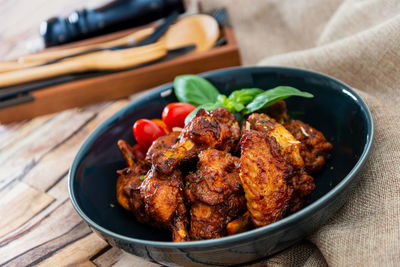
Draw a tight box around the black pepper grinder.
[40,0,185,47]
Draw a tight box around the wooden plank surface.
[0,98,141,266]
[0,1,152,264]
[0,1,242,266]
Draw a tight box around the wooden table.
[0,1,159,265]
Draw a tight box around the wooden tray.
[0,25,241,123]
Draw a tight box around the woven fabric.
[200,0,400,265]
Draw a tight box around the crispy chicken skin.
[140,168,189,242]
[119,134,190,242]
[116,140,150,223]
[243,113,315,213]
[244,113,304,169]
[185,149,246,239]
[284,119,333,174]
[286,171,314,214]
[226,211,252,235]
[145,131,180,163]
[151,107,240,175]
[116,166,150,223]
[240,130,293,227]
[266,100,289,124]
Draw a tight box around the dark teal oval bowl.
[69,66,373,266]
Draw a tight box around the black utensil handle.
[41,0,185,47]
[40,11,179,66]
[0,94,34,109]
[138,10,179,46]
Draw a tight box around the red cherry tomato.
[131,144,148,161]
[133,119,166,149]
[151,119,169,133]
[162,103,196,131]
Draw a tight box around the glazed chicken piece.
[117,132,190,242]
[243,113,304,168]
[116,140,150,223]
[226,211,252,235]
[116,132,181,226]
[266,100,289,124]
[240,130,293,227]
[140,167,189,242]
[243,113,315,213]
[184,149,246,240]
[150,107,240,175]
[145,131,180,163]
[284,119,333,174]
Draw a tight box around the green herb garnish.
[243,86,313,114]
[174,75,219,106]
[173,75,313,124]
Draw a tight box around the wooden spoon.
[0,14,218,74]
[0,41,168,88]
[165,14,219,52]
[0,27,155,73]
[0,15,218,87]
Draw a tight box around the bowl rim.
[68,65,374,248]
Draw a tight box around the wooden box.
[0,25,241,123]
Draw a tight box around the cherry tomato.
[162,103,196,131]
[131,144,147,161]
[133,119,166,149]
[151,119,169,133]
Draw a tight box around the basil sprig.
[243,86,313,114]
[173,75,314,124]
[228,88,264,106]
[216,88,264,113]
[173,75,220,106]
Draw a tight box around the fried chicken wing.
[287,171,315,214]
[226,211,252,235]
[184,149,246,240]
[140,168,189,242]
[151,107,240,175]
[243,113,315,213]
[145,131,180,163]
[266,100,289,124]
[244,113,304,168]
[284,119,333,174]
[116,140,150,223]
[239,130,293,227]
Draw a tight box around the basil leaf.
[228,88,264,105]
[174,75,220,106]
[244,86,313,115]
[184,102,222,125]
[216,94,245,113]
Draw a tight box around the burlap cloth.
[200,0,400,266]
